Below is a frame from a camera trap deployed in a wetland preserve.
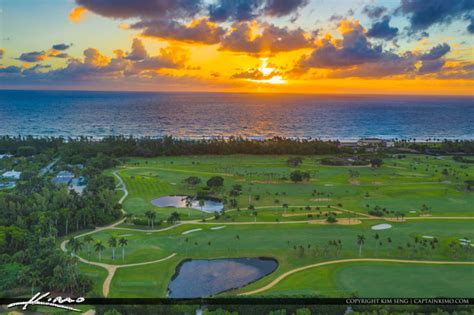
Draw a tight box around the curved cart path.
[61,169,474,297]
[239,258,474,296]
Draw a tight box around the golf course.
[66,154,474,298]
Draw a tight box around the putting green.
[75,154,473,298]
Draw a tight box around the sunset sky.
[0,0,473,95]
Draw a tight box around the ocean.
[0,90,472,140]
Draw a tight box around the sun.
[251,58,287,85]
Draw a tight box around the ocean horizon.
[0,89,473,141]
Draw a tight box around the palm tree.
[108,236,117,260]
[145,211,152,228]
[84,235,94,256]
[198,198,205,212]
[29,271,41,296]
[119,237,128,261]
[357,235,365,257]
[72,239,83,256]
[124,213,133,224]
[68,237,76,256]
[145,211,157,228]
[185,196,193,218]
[94,240,105,261]
[150,211,156,228]
[374,233,380,252]
[20,269,41,296]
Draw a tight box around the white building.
[2,170,22,180]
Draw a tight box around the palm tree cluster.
[91,236,129,261]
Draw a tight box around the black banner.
[1,297,473,306]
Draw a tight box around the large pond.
[151,195,223,213]
[168,258,278,298]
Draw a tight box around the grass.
[116,154,473,220]
[76,154,473,298]
[78,262,108,297]
[76,220,474,297]
[262,262,474,297]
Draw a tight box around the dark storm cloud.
[367,16,399,39]
[298,22,384,69]
[264,0,309,17]
[419,43,450,60]
[0,65,22,74]
[467,16,474,33]
[328,52,417,78]
[75,0,202,19]
[125,38,148,61]
[17,51,49,62]
[397,0,474,32]
[208,0,308,22]
[362,5,388,19]
[132,19,226,44]
[52,43,72,51]
[418,59,445,74]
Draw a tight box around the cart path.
[73,252,177,297]
[239,258,474,296]
[60,171,474,297]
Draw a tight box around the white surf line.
[211,226,226,230]
[182,228,203,235]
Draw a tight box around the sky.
[0,0,473,95]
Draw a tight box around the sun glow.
[250,58,287,84]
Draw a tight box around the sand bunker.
[182,228,203,235]
[371,223,392,230]
[283,210,342,217]
[119,234,134,237]
[309,218,362,225]
[310,198,332,202]
[211,226,226,230]
[422,235,434,239]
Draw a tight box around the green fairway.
[75,220,474,297]
[78,262,108,297]
[262,262,474,297]
[116,154,474,221]
[72,154,473,298]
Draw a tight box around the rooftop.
[2,170,22,179]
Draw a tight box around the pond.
[151,195,223,213]
[0,181,15,189]
[168,257,278,298]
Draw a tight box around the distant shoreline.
[0,135,473,142]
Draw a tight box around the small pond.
[168,257,278,298]
[151,195,223,213]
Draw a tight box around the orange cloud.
[69,6,87,23]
